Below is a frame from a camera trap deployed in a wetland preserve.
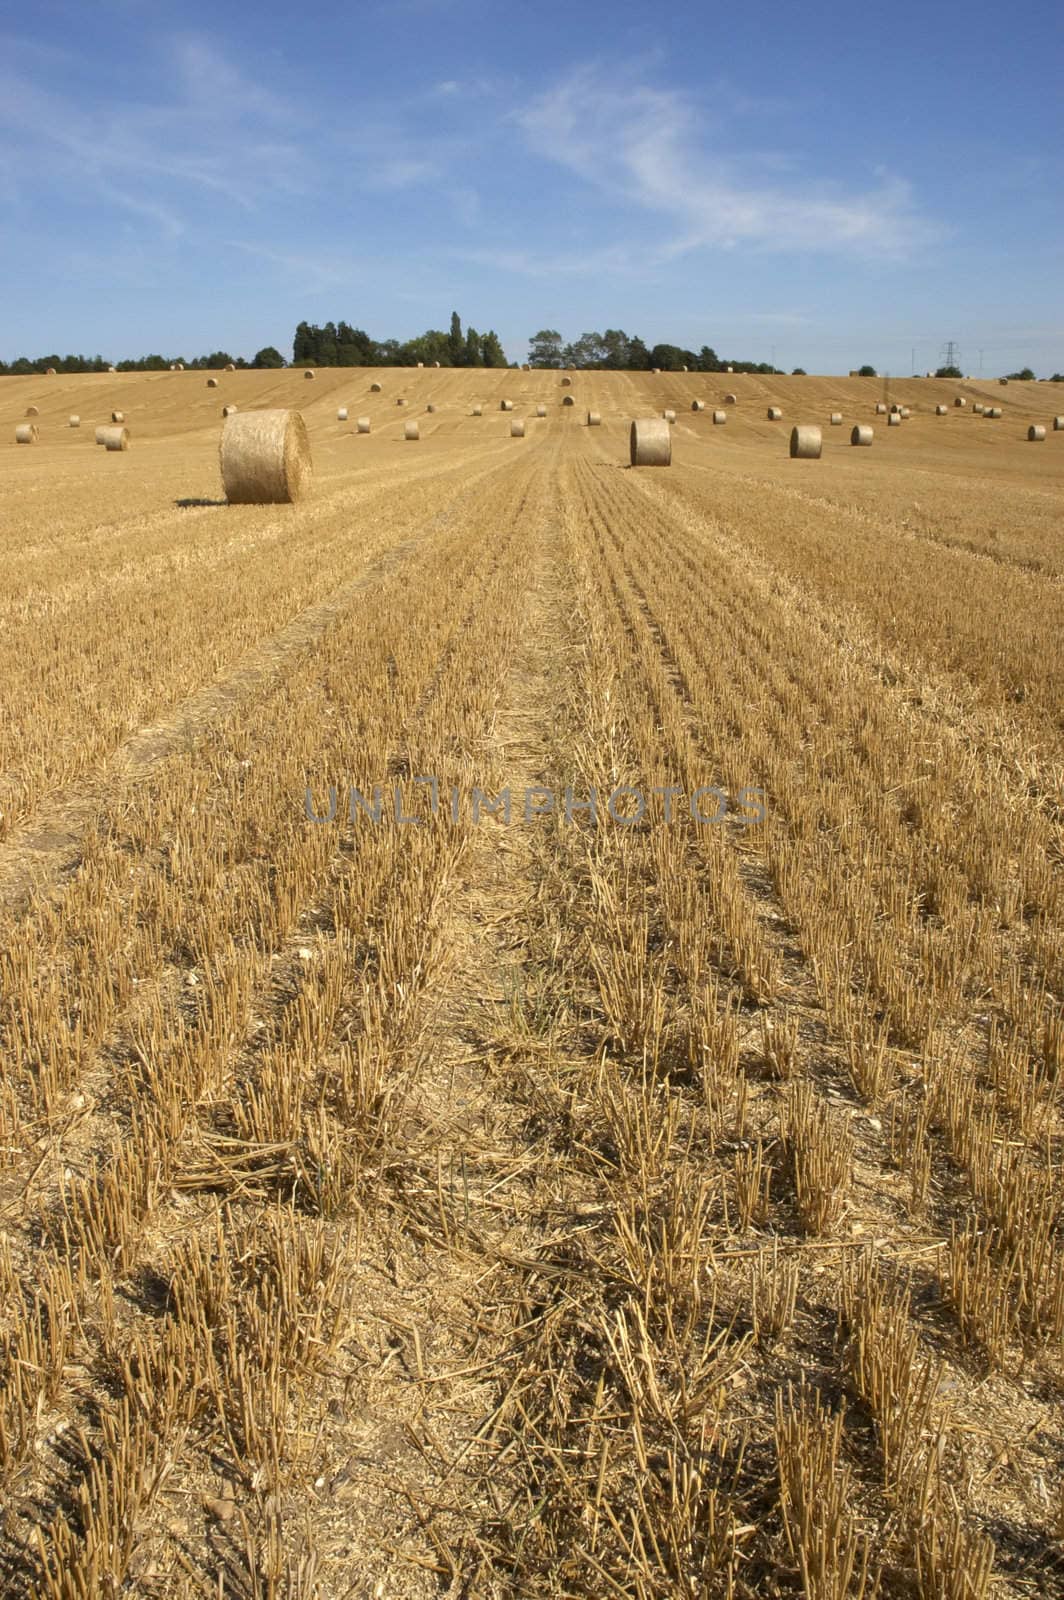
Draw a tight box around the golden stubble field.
[1,367,1063,1598]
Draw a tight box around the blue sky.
[1,0,1061,374]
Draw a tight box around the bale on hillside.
[223,405,238,417]
[663,409,676,423]
[46,367,56,375]
[851,425,874,446]
[1028,425,1046,441]
[176,364,184,371]
[691,400,705,411]
[434,361,441,368]
[561,376,572,386]
[108,366,117,373]
[370,381,382,392]
[712,410,727,425]
[973,404,985,414]
[681,365,688,372]
[69,415,80,428]
[337,407,348,421]
[111,410,125,423]
[536,404,546,417]
[630,418,671,467]
[653,367,661,374]
[999,378,1009,385]
[472,405,483,416]
[417,362,424,369]
[767,407,782,420]
[224,363,236,372]
[888,413,901,426]
[405,420,420,440]
[586,410,601,426]
[501,399,514,411]
[875,403,887,414]
[936,405,948,415]
[220,410,311,504]
[100,426,130,451]
[562,395,574,407]
[303,370,315,380]
[899,407,911,418]
[15,423,38,444]
[357,417,371,433]
[426,403,437,413]
[94,426,107,444]
[790,425,822,459]
[511,419,526,437]
[25,405,39,417]
[955,397,967,407]
[1054,417,1064,431]
[207,377,219,387]
[397,398,407,406]
[724,393,737,404]
[830,412,843,425]
[890,403,901,413]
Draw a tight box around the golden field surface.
[1,367,1063,1598]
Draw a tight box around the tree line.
[0,350,283,375]
[526,329,786,373]
[292,314,507,369]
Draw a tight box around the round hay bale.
[663,409,676,423]
[303,370,315,380]
[630,418,671,467]
[220,409,311,504]
[472,405,483,416]
[724,393,737,404]
[15,423,38,444]
[561,376,572,386]
[46,367,56,376]
[653,367,661,374]
[936,405,948,415]
[397,397,407,406]
[223,405,238,417]
[176,364,184,371]
[725,366,734,373]
[169,364,177,371]
[501,399,514,411]
[888,412,901,426]
[510,418,526,437]
[111,410,125,423]
[691,400,705,411]
[426,403,437,413]
[405,420,420,440]
[890,403,901,413]
[94,426,107,445]
[586,410,601,426]
[875,402,887,414]
[68,415,80,428]
[899,407,911,418]
[434,361,441,368]
[99,426,130,451]
[830,412,843,425]
[108,366,117,373]
[790,425,822,459]
[25,405,39,417]
[681,365,688,372]
[1028,424,1046,441]
[1054,416,1064,431]
[954,396,966,407]
[767,406,782,420]
[562,395,574,407]
[973,403,985,414]
[207,377,219,388]
[370,381,382,392]
[536,404,546,417]
[417,362,424,369]
[712,410,727,425]
[337,407,348,422]
[999,377,1009,385]
[851,424,874,446]
[224,363,236,372]
[987,406,1003,418]
[357,416,371,433]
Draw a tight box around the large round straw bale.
[888,412,901,426]
[370,381,382,392]
[15,423,38,444]
[405,420,420,440]
[691,399,705,411]
[511,418,526,437]
[94,426,107,444]
[562,395,574,407]
[899,407,911,418]
[337,407,348,421]
[681,365,688,372]
[851,425,873,446]
[100,426,130,451]
[1028,425,1046,441]
[630,418,671,467]
[586,410,601,426]
[724,394,738,405]
[561,376,572,386]
[176,363,184,371]
[472,405,483,416]
[954,396,966,407]
[536,404,546,417]
[501,399,514,411]
[111,410,125,423]
[223,405,238,417]
[357,416,371,433]
[46,367,56,376]
[973,403,985,414]
[207,377,218,387]
[303,370,315,380]
[936,404,948,415]
[712,410,727,424]
[663,409,676,423]
[224,363,236,371]
[830,412,843,425]
[69,415,80,427]
[1054,416,1064,431]
[767,406,782,420]
[985,406,1001,418]
[434,361,441,368]
[25,405,39,417]
[999,377,1009,385]
[890,402,901,413]
[220,409,311,504]
[790,425,822,459]
[426,403,437,413]
[653,367,660,374]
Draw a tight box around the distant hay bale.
[890,403,901,413]
[220,409,311,504]
[562,395,574,407]
[712,410,727,424]
[397,397,407,406]
[175,364,184,371]
[25,405,39,417]
[987,407,1003,418]
[99,426,130,451]
[830,412,843,425]
[510,418,526,437]
[999,378,1009,385]
[207,377,219,387]
[681,365,688,372]
[790,425,822,459]
[586,410,601,426]
[111,410,125,423]
[561,376,572,386]
[417,362,424,369]
[357,416,371,433]
[337,408,348,421]
[663,409,676,423]
[955,397,966,407]
[653,367,660,374]
[875,402,887,414]
[501,399,514,411]
[108,366,117,373]
[900,407,911,418]
[973,403,985,414]
[15,423,38,444]
[370,381,382,392]
[303,370,315,380]
[936,405,948,415]
[405,420,420,440]
[766,407,782,420]
[888,412,901,426]
[1054,416,1064,431]
[724,393,737,404]
[223,405,238,417]
[536,404,546,417]
[1028,425,1046,441]
[426,403,437,413]
[68,415,80,427]
[472,405,483,416]
[434,361,441,368]
[691,400,705,411]
[851,425,874,446]
[630,418,671,467]
[46,367,56,376]
[94,426,107,444]
[725,366,733,373]
[224,363,236,371]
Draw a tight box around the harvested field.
[1,366,1063,1599]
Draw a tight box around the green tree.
[858,365,877,377]
[935,365,962,378]
[481,330,506,367]
[528,329,564,367]
[448,311,464,366]
[463,325,482,367]
[252,346,286,368]
[1004,367,1035,380]
[791,367,807,376]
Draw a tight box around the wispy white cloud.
[514,65,941,261]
